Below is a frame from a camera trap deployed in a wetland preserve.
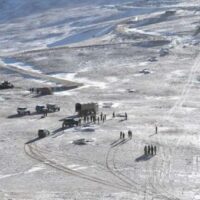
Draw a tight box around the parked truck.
[75,103,98,117]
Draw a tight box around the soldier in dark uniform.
[100,112,103,121]
[78,118,82,126]
[94,116,96,123]
[120,131,122,139]
[125,112,127,120]
[97,116,100,124]
[43,108,48,117]
[123,133,125,139]
[128,130,132,139]
[154,146,157,155]
[148,145,151,155]
[113,112,115,118]
[144,146,147,155]
[155,125,158,134]
[151,145,154,155]
[84,116,86,123]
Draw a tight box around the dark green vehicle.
[35,105,46,113]
[38,129,50,138]
[62,118,79,128]
[0,81,14,89]
[46,104,60,112]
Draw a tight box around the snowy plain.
[0,0,200,200]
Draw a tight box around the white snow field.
[0,0,200,199]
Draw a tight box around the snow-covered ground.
[0,0,200,200]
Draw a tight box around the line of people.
[120,130,132,139]
[144,145,157,156]
[81,112,107,124]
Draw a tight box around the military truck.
[17,107,31,116]
[62,118,79,128]
[0,81,14,89]
[35,105,46,113]
[46,104,60,112]
[75,103,98,117]
[38,129,50,138]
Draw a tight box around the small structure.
[73,138,87,145]
[148,56,157,62]
[75,103,98,117]
[139,69,150,74]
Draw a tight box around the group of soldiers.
[144,145,157,156]
[81,112,107,124]
[30,88,41,94]
[120,130,132,139]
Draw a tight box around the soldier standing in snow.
[144,146,147,155]
[125,112,128,120]
[120,132,122,139]
[155,125,158,134]
[113,112,115,118]
[148,145,151,155]
[128,130,132,139]
[100,112,103,121]
[151,145,154,155]
[84,116,86,123]
[94,116,96,124]
[154,146,157,155]
[78,118,82,126]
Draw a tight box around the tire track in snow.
[24,143,136,194]
[156,53,200,199]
